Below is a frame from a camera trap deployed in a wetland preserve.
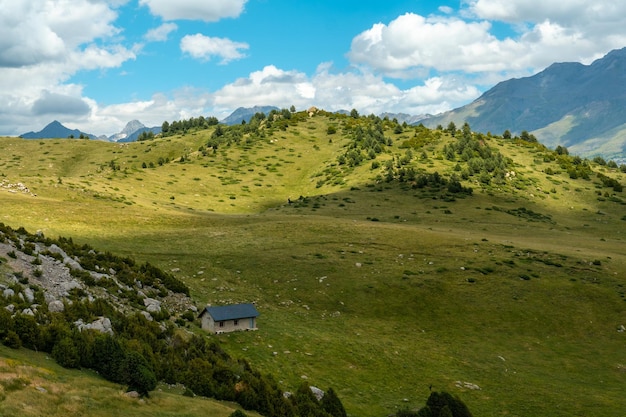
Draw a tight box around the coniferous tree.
[321,387,347,417]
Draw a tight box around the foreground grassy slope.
[1,112,625,416]
[0,345,258,417]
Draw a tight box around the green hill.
[1,110,625,416]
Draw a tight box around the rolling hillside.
[1,109,625,417]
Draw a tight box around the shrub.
[52,337,81,368]
[123,351,157,397]
[3,331,21,349]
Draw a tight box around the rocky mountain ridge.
[421,47,626,161]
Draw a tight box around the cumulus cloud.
[348,14,525,75]
[0,0,126,68]
[145,23,178,42]
[349,3,626,79]
[181,34,249,64]
[139,0,247,21]
[464,0,626,25]
[213,66,312,109]
[0,0,136,135]
[211,64,480,117]
[32,90,91,116]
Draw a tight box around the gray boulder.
[48,300,65,313]
[143,297,162,313]
[23,288,34,303]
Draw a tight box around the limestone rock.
[309,386,325,401]
[23,288,34,303]
[48,300,65,313]
[143,297,161,313]
[75,317,114,335]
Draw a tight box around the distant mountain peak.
[19,120,95,139]
[110,120,147,142]
[221,105,279,125]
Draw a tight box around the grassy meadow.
[1,112,625,416]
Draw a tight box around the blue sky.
[2,0,626,136]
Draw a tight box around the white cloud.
[348,3,626,79]
[213,66,312,109]
[464,0,626,25]
[0,0,136,135]
[145,23,178,42]
[139,0,247,21]
[212,64,480,117]
[348,14,526,75]
[181,34,249,64]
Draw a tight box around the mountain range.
[421,47,626,161]
[16,48,626,160]
[20,120,162,143]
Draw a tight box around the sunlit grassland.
[1,115,625,417]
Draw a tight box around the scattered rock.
[23,288,34,303]
[48,300,65,313]
[35,386,47,393]
[75,317,114,335]
[309,386,324,401]
[455,381,481,390]
[125,391,140,398]
[22,308,35,316]
[143,297,162,313]
[3,288,15,298]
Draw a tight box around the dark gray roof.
[202,303,259,321]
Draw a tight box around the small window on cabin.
[234,319,239,325]
[219,321,224,327]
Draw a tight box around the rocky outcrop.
[74,317,114,335]
[0,226,197,335]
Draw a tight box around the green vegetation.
[0,110,625,416]
[0,224,343,417]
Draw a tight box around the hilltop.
[1,110,625,417]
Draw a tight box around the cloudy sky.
[2,0,626,136]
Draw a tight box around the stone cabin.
[199,303,259,334]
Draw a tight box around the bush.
[124,351,157,397]
[3,331,21,349]
[52,337,81,368]
[422,391,473,417]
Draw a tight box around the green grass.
[1,114,625,416]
